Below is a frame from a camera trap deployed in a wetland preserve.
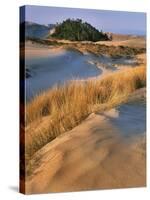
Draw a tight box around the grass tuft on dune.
[25,65,146,160]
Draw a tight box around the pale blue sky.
[23,5,146,35]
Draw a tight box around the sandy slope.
[26,99,146,194]
[25,35,146,59]
[45,35,146,48]
[25,42,65,59]
[95,37,146,48]
[24,38,146,194]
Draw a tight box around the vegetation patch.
[50,19,110,41]
[25,65,146,161]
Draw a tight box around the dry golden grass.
[25,65,146,159]
[96,38,146,48]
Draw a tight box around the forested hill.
[50,19,110,42]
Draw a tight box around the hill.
[23,21,55,39]
[50,19,110,42]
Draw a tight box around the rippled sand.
[26,95,146,194]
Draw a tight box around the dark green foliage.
[51,19,109,41]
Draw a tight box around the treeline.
[51,19,110,42]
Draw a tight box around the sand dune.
[25,41,65,59]
[96,37,146,48]
[23,38,146,194]
[26,99,146,194]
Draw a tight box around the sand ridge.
[26,106,146,194]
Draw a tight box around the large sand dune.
[26,95,146,194]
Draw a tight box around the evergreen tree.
[51,19,109,41]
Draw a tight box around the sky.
[22,5,146,35]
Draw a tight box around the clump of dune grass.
[25,65,146,161]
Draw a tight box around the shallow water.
[25,49,136,101]
[25,50,101,100]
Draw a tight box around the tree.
[50,19,109,42]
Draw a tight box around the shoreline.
[24,38,146,58]
[25,41,66,59]
[25,42,145,101]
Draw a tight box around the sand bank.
[26,98,146,194]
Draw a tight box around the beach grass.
[25,65,146,160]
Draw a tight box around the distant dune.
[107,33,144,41]
[96,34,146,48]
